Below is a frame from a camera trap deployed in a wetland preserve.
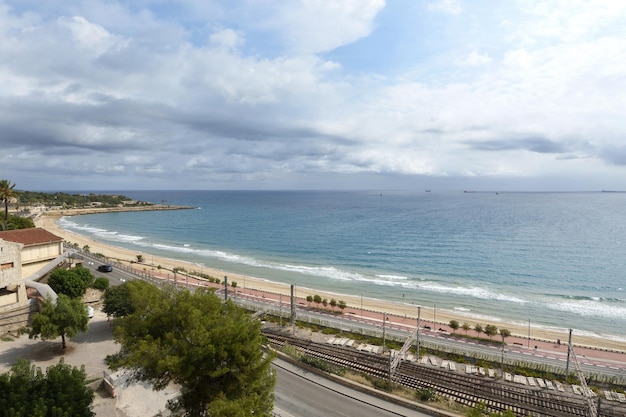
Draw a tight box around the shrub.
[93,277,110,290]
[416,388,438,402]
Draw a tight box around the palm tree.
[0,179,17,230]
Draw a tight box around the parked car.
[97,264,113,272]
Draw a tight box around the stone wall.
[0,302,38,334]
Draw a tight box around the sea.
[57,190,626,342]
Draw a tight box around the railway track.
[263,331,626,417]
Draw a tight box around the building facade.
[0,238,27,312]
[0,228,64,278]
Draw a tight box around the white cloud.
[427,0,463,15]
[209,28,243,50]
[269,0,385,54]
[459,50,492,67]
[2,0,626,190]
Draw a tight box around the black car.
[97,264,113,273]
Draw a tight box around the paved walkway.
[0,308,165,417]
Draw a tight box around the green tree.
[449,319,460,333]
[462,322,471,335]
[107,285,275,416]
[93,277,110,290]
[0,358,95,417]
[29,294,89,350]
[338,300,347,313]
[103,280,159,318]
[0,179,17,230]
[73,265,95,288]
[329,298,337,310]
[484,324,498,341]
[48,269,86,299]
[7,215,35,230]
[136,254,144,263]
[499,328,511,343]
[313,294,322,307]
[322,298,328,308]
[306,295,313,305]
[474,323,483,338]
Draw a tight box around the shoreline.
[35,211,626,358]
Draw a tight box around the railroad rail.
[263,331,626,417]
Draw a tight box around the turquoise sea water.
[58,190,626,341]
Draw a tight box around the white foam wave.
[376,274,409,281]
[547,298,626,320]
[60,218,145,243]
[275,264,360,281]
[416,282,527,304]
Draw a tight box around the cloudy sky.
[2,0,626,191]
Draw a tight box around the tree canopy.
[29,294,89,350]
[48,270,86,299]
[107,284,275,416]
[6,214,35,230]
[449,320,460,333]
[0,358,94,417]
[484,324,499,340]
[102,280,159,318]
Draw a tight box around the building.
[0,228,64,278]
[0,238,27,312]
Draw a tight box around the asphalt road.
[273,358,431,417]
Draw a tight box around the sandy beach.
[35,212,626,359]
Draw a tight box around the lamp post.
[501,334,505,379]
[416,306,421,359]
[565,328,572,379]
[360,294,363,318]
[382,313,386,352]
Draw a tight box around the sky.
[2,0,626,191]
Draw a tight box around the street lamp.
[501,334,505,379]
[416,306,421,359]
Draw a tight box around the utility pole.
[501,333,505,379]
[382,313,386,352]
[290,284,296,335]
[416,306,421,359]
[565,328,572,380]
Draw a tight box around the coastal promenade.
[35,207,626,358]
[73,245,626,377]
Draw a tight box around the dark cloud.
[467,136,568,154]
[600,146,626,166]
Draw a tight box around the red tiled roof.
[0,228,63,246]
